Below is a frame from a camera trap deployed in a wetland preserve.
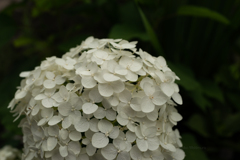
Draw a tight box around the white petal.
[109,126,119,139]
[46,71,55,80]
[89,118,99,132]
[111,80,124,93]
[92,56,104,65]
[152,91,168,105]
[98,83,113,97]
[155,56,166,69]
[115,65,128,75]
[62,117,72,129]
[130,145,142,160]
[47,137,58,151]
[144,127,157,137]
[141,96,155,113]
[103,73,120,82]
[58,103,71,116]
[82,138,90,145]
[48,125,60,136]
[147,110,158,121]
[136,139,148,152]
[89,88,103,103]
[41,108,53,117]
[126,131,136,143]
[75,118,90,132]
[119,89,131,103]
[86,143,96,156]
[121,42,136,49]
[171,148,185,160]
[65,153,76,160]
[92,133,109,148]
[48,116,62,126]
[140,77,154,89]
[44,79,56,89]
[52,152,64,160]
[107,60,117,73]
[35,94,47,100]
[93,107,105,119]
[15,90,27,100]
[59,86,69,101]
[37,118,47,126]
[130,59,142,72]
[147,137,159,151]
[82,103,98,114]
[130,97,141,111]
[125,70,138,82]
[69,131,82,141]
[42,98,54,108]
[160,142,176,152]
[56,59,65,66]
[94,71,106,83]
[170,112,183,122]
[155,70,165,82]
[117,115,128,126]
[119,56,131,68]
[59,146,68,157]
[82,76,96,88]
[94,50,108,59]
[20,71,30,77]
[160,83,174,97]
[101,144,118,159]
[136,68,146,76]
[172,92,183,105]
[106,109,116,121]
[107,95,119,107]
[143,82,155,96]
[52,93,63,103]
[77,154,89,160]
[55,75,66,85]
[113,139,126,150]
[80,71,92,76]
[31,105,40,116]
[98,119,113,133]
[59,129,69,140]
[117,152,130,160]
[68,141,81,155]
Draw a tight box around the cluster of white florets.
[0,145,21,160]
[9,37,185,160]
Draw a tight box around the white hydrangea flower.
[9,37,185,160]
[0,146,21,160]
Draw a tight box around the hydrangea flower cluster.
[0,145,21,160]
[9,37,185,160]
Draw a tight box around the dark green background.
[0,0,239,160]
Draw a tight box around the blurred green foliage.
[0,0,240,159]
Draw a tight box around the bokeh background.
[0,0,240,159]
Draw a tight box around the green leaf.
[135,1,164,56]
[227,92,240,111]
[119,1,142,25]
[0,15,16,48]
[182,134,209,160]
[201,80,224,103]
[109,24,149,41]
[13,37,32,47]
[32,0,70,17]
[186,114,209,137]
[217,113,240,137]
[57,35,87,52]
[168,63,200,91]
[177,5,230,25]
[168,63,211,110]
[189,90,211,111]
